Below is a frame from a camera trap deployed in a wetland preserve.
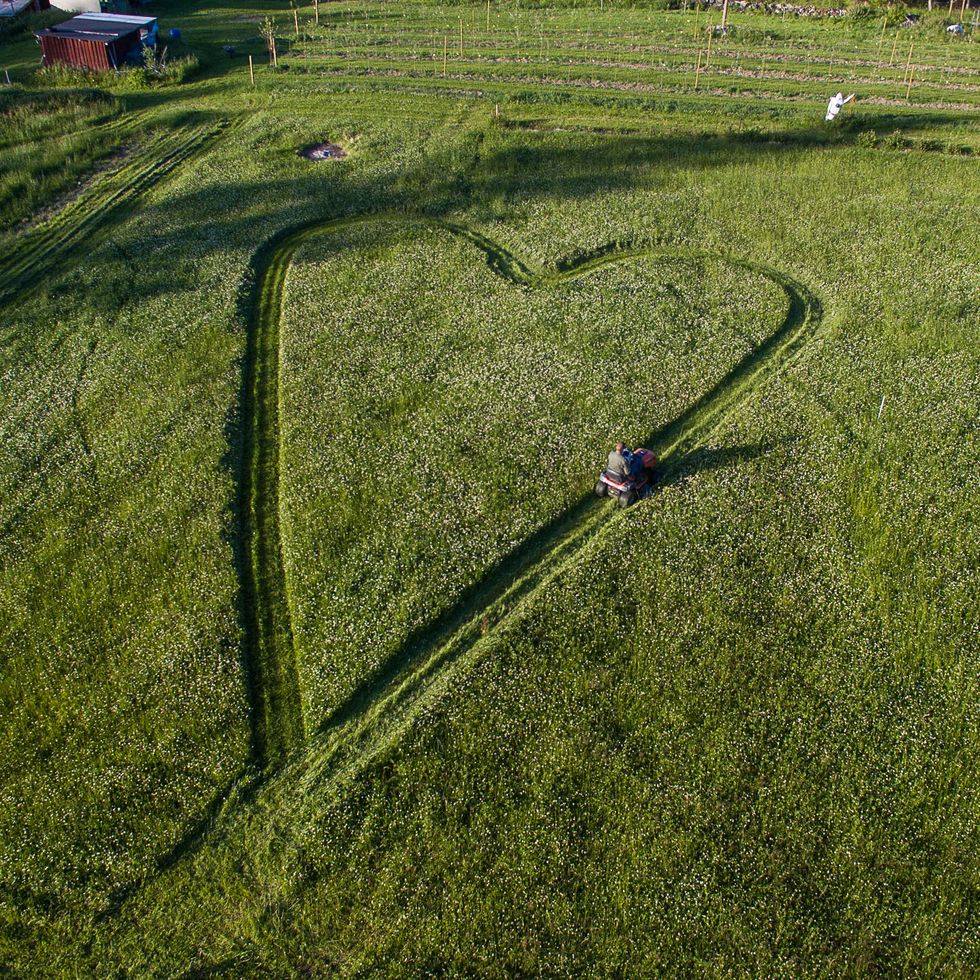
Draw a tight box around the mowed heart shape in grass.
[99,216,820,927]
[239,215,820,780]
[239,215,820,774]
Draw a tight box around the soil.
[298,142,347,161]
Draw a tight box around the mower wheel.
[619,490,636,508]
[595,481,607,498]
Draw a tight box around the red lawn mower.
[595,447,658,508]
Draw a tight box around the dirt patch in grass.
[298,142,347,161]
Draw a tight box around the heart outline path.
[239,213,825,784]
[78,211,825,925]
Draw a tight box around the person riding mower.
[595,444,658,507]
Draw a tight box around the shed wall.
[39,28,139,70]
[40,34,110,69]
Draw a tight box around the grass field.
[0,0,978,974]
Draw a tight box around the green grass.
[0,86,123,232]
[0,0,978,974]
[0,117,230,307]
[277,218,799,732]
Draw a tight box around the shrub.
[142,45,201,85]
[32,64,95,89]
[882,128,909,149]
[849,1,911,27]
[33,52,200,91]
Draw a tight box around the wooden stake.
[906,64,915,99]
[4,70,10,85]
[960,0,967,16]
[706,27,712,67]
[720,0,729,29]
[876,17,887,64]
[486,0,490,32]
[459,17,463,57]
[443,35,447,76]
[694,46,703,89]
[693,3,700,39]
[949,0,955,14]
[293,6,299,38]
[314,0,319,26]
[903,41,914,83]
[889,34,898,66]
[248,54,254,85]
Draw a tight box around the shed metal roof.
[38,13,150,40]
[39,29,122,41]
[72,12,157,28]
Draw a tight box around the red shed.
[36,16,142,71]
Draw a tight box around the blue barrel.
[169,27,182,41]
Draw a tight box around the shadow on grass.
[86,108,973,312]
[13,125,775,318]
[95,767,261,923]
[657,439,781,489]
[5,88,962,332]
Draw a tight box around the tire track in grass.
[244,213,823,785]
[238,230,309,769]
[0,118,233,312]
